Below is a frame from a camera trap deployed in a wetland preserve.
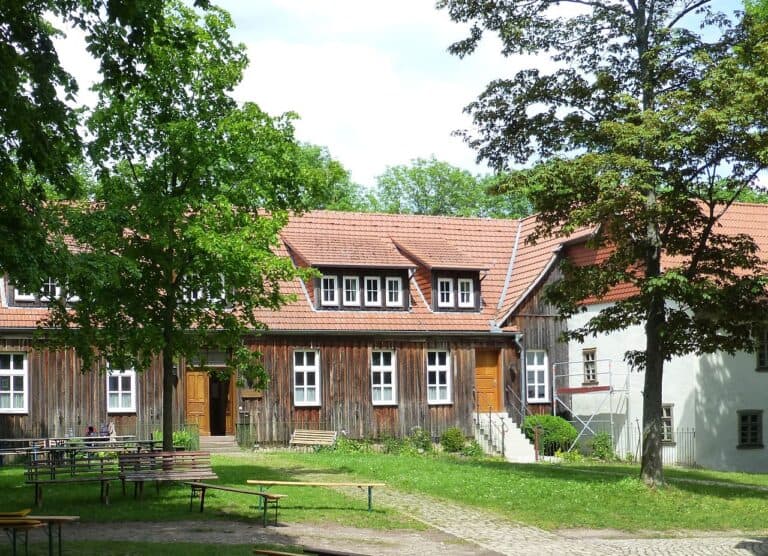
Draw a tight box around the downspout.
[513,333,526,421]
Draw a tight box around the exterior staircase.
[474,412,537,463]
[198,435,243,454]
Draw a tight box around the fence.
[569,420,696,467]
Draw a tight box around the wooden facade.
[0,339,177,439]
[236,334,519,443]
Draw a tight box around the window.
[437,278,453,308]
[364,276,381,306]
[39,277,61,301]
[13,287,35,302]
[343,276,360,306]
[371,350,396,404]
[457,278,473,308]
[385,277,402,307]
[583,348,597,384]
[320,275,337,306]
[107,369,136,413]
[427,350,451,404]
[757,328,768,370]
[738,410,763,448]
[526,350,548,402]
[294,350,320,406]
[0,353,27,413]
[661,404,674,443]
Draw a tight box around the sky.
[55,0,745,190]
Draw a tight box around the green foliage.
[440,0,768,484]
[460,439,484,458]
[556,449,584,463]
[44,2,322,450]
[372,157,530,218]
[522,415,578,456]
[407,427,434,453]
[440,427,466,453]
[322,435,372,454]
[590,433,616,461]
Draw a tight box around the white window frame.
[526,350,549,403]
[583,348,597,384]
[437,278,453,308]
[371,350,397,405]
[320,275,338,306]
[39,277,61,301]
[293,349,321,407]
[661,404,674,443]
[426,349,452,404]
[106,368,137,413]
[457,278,474,308]
[13,288,35,302]
[0,353,28,414]
[385,277,402,307]
[364,276,381,307]
[342,275,360,306]
[757,328,768,370]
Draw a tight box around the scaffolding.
[552,358,631,453]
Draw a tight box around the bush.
[461,439,484,458]
[522,415,578,456]
[590,432,615,461]
[440,427,466,453]
[556,449,584,463]
[406,427,433,453]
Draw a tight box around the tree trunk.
[640,211,665,486]
[162,347,175,451]
[640,301,665,486]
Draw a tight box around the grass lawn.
[266,450,768,532]
[0,455,418,530]
[2,450,767,537]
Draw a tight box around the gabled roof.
[252,211,520,334]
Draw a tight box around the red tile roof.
[4,203,766,333]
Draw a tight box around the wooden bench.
[119,451,218,499]
[185,482,286,526]
[289,429,337,447]
[25,451,119,507]
[246,480,385,512]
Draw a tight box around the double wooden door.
[185,370,235,436]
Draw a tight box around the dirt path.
[62,519,500,555]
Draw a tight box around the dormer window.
[386,277,402,307]
[457,278,474,308]
[39,278,61,301]
[321,275,338,306]
[343,276,360,306]
[365,276,381,307]
[437,278,453,308]
[13,287,35,302]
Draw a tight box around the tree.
[46,2,314,450]
[373,156,529,217]
[439,0,768,484]
[0,1,210,286]
[296,144,373,211]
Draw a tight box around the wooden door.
[475,349,501,412]
[225,378,235,435]
[185,371,210,436]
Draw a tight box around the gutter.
[513,332,527,419]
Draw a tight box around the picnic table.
[0,510,78,556]
[246,480,385,512]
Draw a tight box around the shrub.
[461,439,484,458]
[522,415,578,456]
[590,432,615,461]
[440,427,466,453]
[406,427,433,453]
[556,448,584,463]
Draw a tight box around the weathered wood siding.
[509,264,568,416]
[0,339,178,438]
[238,335,518,443]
